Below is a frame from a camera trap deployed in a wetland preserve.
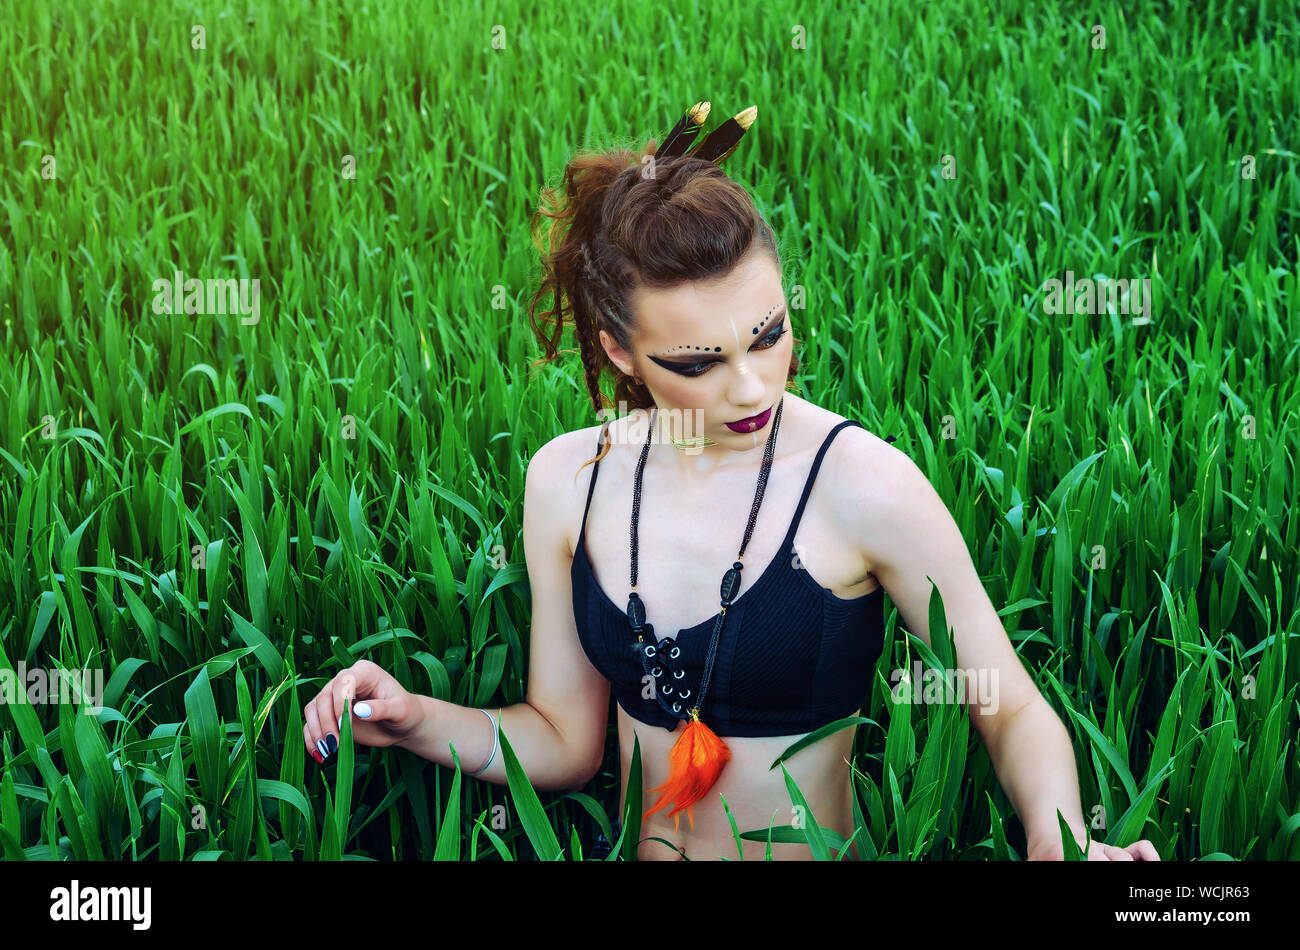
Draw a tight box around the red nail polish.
[310,747,324,765]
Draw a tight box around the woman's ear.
[599,328,636,378]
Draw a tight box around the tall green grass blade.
[497,724,562,860]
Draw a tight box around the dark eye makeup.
[651,319,789,378]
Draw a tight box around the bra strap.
[578,423,609,537]
[782,420,864,547]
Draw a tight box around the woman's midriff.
[615,703,864,861]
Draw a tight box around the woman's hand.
[1027,836,1161,861]
[303,659,424,762]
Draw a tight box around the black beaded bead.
[720,567,742,604]
[626,592,645,630]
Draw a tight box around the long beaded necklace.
[628,395,785,831]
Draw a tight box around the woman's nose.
[727,362,766,406]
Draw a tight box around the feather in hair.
[687,105,757,164]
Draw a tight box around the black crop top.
[570,418,890,737]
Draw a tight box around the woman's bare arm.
[840,430,1155,857]
[395,430,610,792]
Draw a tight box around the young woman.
[301,103,1159,862]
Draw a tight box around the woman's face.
[600,245,791,445]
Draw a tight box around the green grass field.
[0,0,1296,860]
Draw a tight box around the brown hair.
[527,139,800,481]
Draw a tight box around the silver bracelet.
[465,708,499,776]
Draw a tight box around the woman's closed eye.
[672,321,788,378]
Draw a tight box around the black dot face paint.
[648,304,789,379]
[749,303,781,337]
[658,303,784,357]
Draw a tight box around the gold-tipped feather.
[657,100,711,157]
[687,105,757,164]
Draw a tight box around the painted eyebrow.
[647,305,788,366]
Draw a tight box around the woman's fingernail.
[338,715,344,730]
[316,738,328,758]
[325,733,338,755]
[310,746,324,765]
[355,702,372,719]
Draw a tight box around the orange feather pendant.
[642,708,731,832]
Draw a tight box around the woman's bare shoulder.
[795,401,908,508]
[526,422,616,557]
[794,398,896,456]
[824,416,906,477]
[531,422,613,482]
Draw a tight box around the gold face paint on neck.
[670,434,718,453]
